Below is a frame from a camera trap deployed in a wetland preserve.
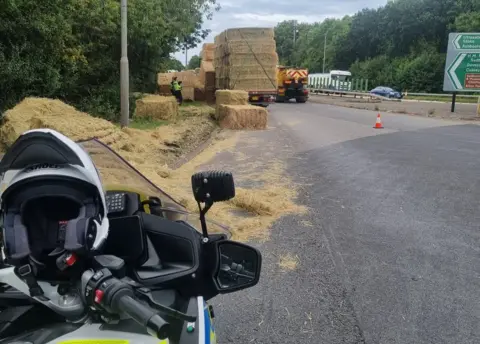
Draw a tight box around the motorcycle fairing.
[41,296,214,344]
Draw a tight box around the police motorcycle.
[0,129,262,344]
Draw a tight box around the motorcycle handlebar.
[115,294,170,339]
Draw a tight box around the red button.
[94,289,104,304]
[65,254,77,266]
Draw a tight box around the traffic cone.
[373,113,384,129]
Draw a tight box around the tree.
[0,0,219,119]
[187,55,202,69]
[274,0,480,92]
[161,58,185,72]
[454,12,480,31]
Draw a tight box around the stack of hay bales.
[214,28,278,92]
[157,74,173,95]
[215,90,267,130]
[156,70,198,100]
[199,43,216,103]
[135,95,179,121]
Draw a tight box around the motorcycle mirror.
[214,240,262,293]
[191,171,235,204]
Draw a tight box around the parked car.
[370,86,402,99]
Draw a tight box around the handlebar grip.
[117,295,170,339]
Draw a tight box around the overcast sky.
[174,0,388,65]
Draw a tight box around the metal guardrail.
[404,92,478,98]
[308,88,401,102]
[308,88,480,101]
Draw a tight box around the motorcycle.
[0,137,262,344]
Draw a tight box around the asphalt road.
[211,102,480,344]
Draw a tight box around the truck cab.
[275,66,309,103]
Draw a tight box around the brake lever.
[135,288,197,322]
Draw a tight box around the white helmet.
[0,129,109,285]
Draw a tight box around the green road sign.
[453,34,480,50]
[447,53,480,90]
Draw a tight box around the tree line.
[0,0,218,119]
[274,0,480,93]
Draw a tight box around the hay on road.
[0,97,305,242]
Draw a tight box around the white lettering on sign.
[24,163,62,172]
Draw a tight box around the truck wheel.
[296,97,306,103]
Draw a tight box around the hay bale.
[215,28,274,43]
[135,95,178,120]
[199,61,215,88]
[214,27,277,92]
[173,70,198,88]
[182,86,195,101]
[217,105,267,130]
[201,43,215,61]
[157,73,174,86]
[215,90,248,106]
[217,41,277,55]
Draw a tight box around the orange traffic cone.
[373,113,384,129]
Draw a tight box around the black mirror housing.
[191,171,235,203]
[213,240,262,293]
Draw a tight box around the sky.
[174,0,388,65]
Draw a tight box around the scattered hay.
[215,90,248,106]
[135,95,178,121]
[278,253,299,271]
[0,98,117,147]
[228,188,274,216]
[152,134,307,242]
[0,97,215,166]
[180,104,215,118]
[217,105,267,130]
[300,220,313,227]
[1,97,305,243]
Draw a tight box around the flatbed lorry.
[248,90,276,107]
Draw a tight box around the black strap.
[14,264,48,301]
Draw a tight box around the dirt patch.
[309,94,479,121]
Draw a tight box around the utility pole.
[185,44,188,68]
[322,32,327,73]
[293,20,298,67]
[120,0,129,127]
[293,20,297,47]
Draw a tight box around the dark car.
[370,86,402,99]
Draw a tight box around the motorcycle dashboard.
[106,190,141,218]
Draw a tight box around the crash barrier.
[308,89,401,102]
[403,92,477,98]
[308,78,369,92]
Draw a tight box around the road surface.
[211,102,480,344]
